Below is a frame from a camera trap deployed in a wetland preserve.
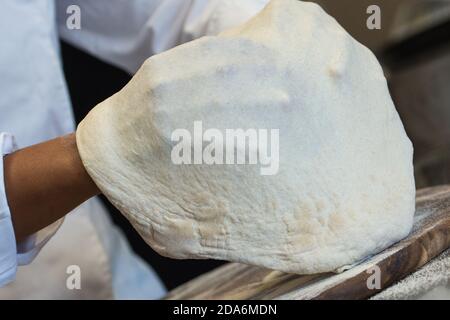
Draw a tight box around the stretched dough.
[77,0,415,274]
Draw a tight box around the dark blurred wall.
[310,0,404,51]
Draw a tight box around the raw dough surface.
[76,0,415,274]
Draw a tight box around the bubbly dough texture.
[77,0,415,274]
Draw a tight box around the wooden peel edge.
[165,186,450,300]
[306,186,450,300]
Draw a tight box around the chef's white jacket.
[0,0,268,298]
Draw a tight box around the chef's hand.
[4,133,100,241]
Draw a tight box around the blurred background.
[62,0,450,290]
[315,0,450,188]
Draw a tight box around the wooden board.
[166,185,450,300]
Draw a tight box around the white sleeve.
[56,0,270,74]
[0,133,63,287]
[0,133,17,286]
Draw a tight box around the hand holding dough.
[76,0,415,274]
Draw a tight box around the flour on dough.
[76,0,416,274]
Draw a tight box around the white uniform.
[0,0,268,299]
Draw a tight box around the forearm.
[3,133,100,242]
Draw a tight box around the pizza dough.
[76,0,415,274]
